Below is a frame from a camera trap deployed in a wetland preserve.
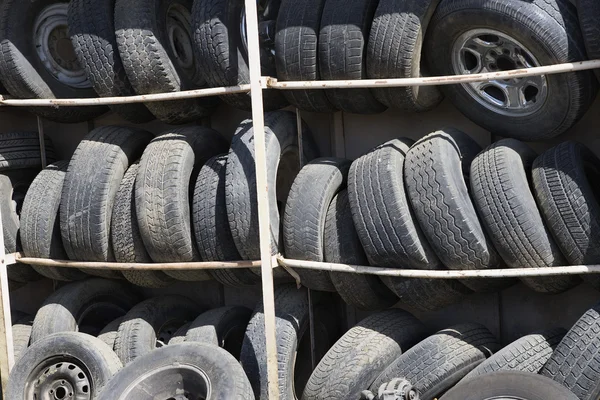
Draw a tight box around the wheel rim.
[26,357,92,400]
[33,4,91,89]
[156,321,184,347]
[117,364,211,400]
[166,4,195,71]
[240,0,278,63]
[451,29,548,117]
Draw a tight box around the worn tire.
[327,190,398,310]
[0,132,56,171]
[112,162,174,288]
[0,0,107,122]
[367,0,443,111]
[193,155,259,287]
[98,343,254,400]
[541,303,600,400]
[318,0,386,114]
[22,162,86,281]
[426,0,597,140]
[97,317,123,350]
[31,278,140,343]
[136,127,228,281]
[405,129,514,292]
[61,126,154,279]
[302,309,426,400]
[114,295,200,364]
[532,142,600,290]
[471,139,579,293]
[168,322,190,345]
[462,328,566,381]
[12,315,33,360]
[577,0,600,82]
[371,323,499,400]
[275,0,336,112]
[8,332,122,400]
[114,0,217,124]
[283,158,351,291]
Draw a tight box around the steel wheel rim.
[451,28,548,117]
[33,4,90,89]
[166,4,195,71]
[26,357,92,400]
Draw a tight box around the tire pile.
[11,279,600,400]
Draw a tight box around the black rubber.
[275,0,336,112]
[348,138,471,311]
[426,0,597,140]
[168,322,190,345]
[114,295,200,364]
[193,0,288,111]
[577,0,600,81]
[532,142,600,290]
[326,190,398,311]
[0,0,107,122]
[21,161,87,281]
[136,127,228,281]
[0,132,56,171]
[68,0,154,123]
[185,305,252,359]
[470,139,579,293]
[462,328,566,381]
[193,155,259,287]
[97,317,123,350]
[31,278,140,343]
[12,315,32,360]
[405,129,514,292]
[371,323,499,400]
[367,0,443,111]
[318,0,386,114]
[112,162,174,288]
[114,0,218,124]
[441,371,580,400]
[283,158,351,291]
[61,126,154,279]
[8,332,122,400]
[541,303,600,400]
[98,343,254,400]
[226,111,319,272]
[302,309,426,400]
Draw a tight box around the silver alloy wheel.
[451,29,548,117]
[27,358,92,400]
[33,4,91,89]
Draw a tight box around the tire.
[441,371,579,400]
[275,0,336,113]
[0,0,107,122]
[193,154,259,287]
[470,139,579,293]
[114,295,200,364]
[367,0,443,111]
[185,305,252,359]
[326,190,398,311]
[136,127,228,281]
[532,142,600,290]
[371,323,500,400]
[31,278,140,343]
[8,332,122,400]
[112,162,175,288]
[168,322,190,345]
[193,0,288,111]
[462,328,566,381]
[114,0,218,124]
[12,315,33,360]
[21,161,87,281]
[405,129,514,293]
[98,343,254,400]
[541,303,600,400]
[425,0,597,140]
[68,0,155,123]
[60,126,154,279]
[226,111,319,270]
[348,138,471,311]
[577,0,600,82]
[283,158,351,291]
[302,309,426,400]
[318,0,386,114]
[0,132,57,171]
[97,317,123,350]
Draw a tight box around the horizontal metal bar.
[278,257,600,278]
[267,60,600,89]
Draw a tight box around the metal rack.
[0,0,599,397]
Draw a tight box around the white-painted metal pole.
[36,116,47,168]
[0,204,14,397]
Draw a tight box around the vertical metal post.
[0,204,14,397]
[244,0,279,398]
[36,117,47,168]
